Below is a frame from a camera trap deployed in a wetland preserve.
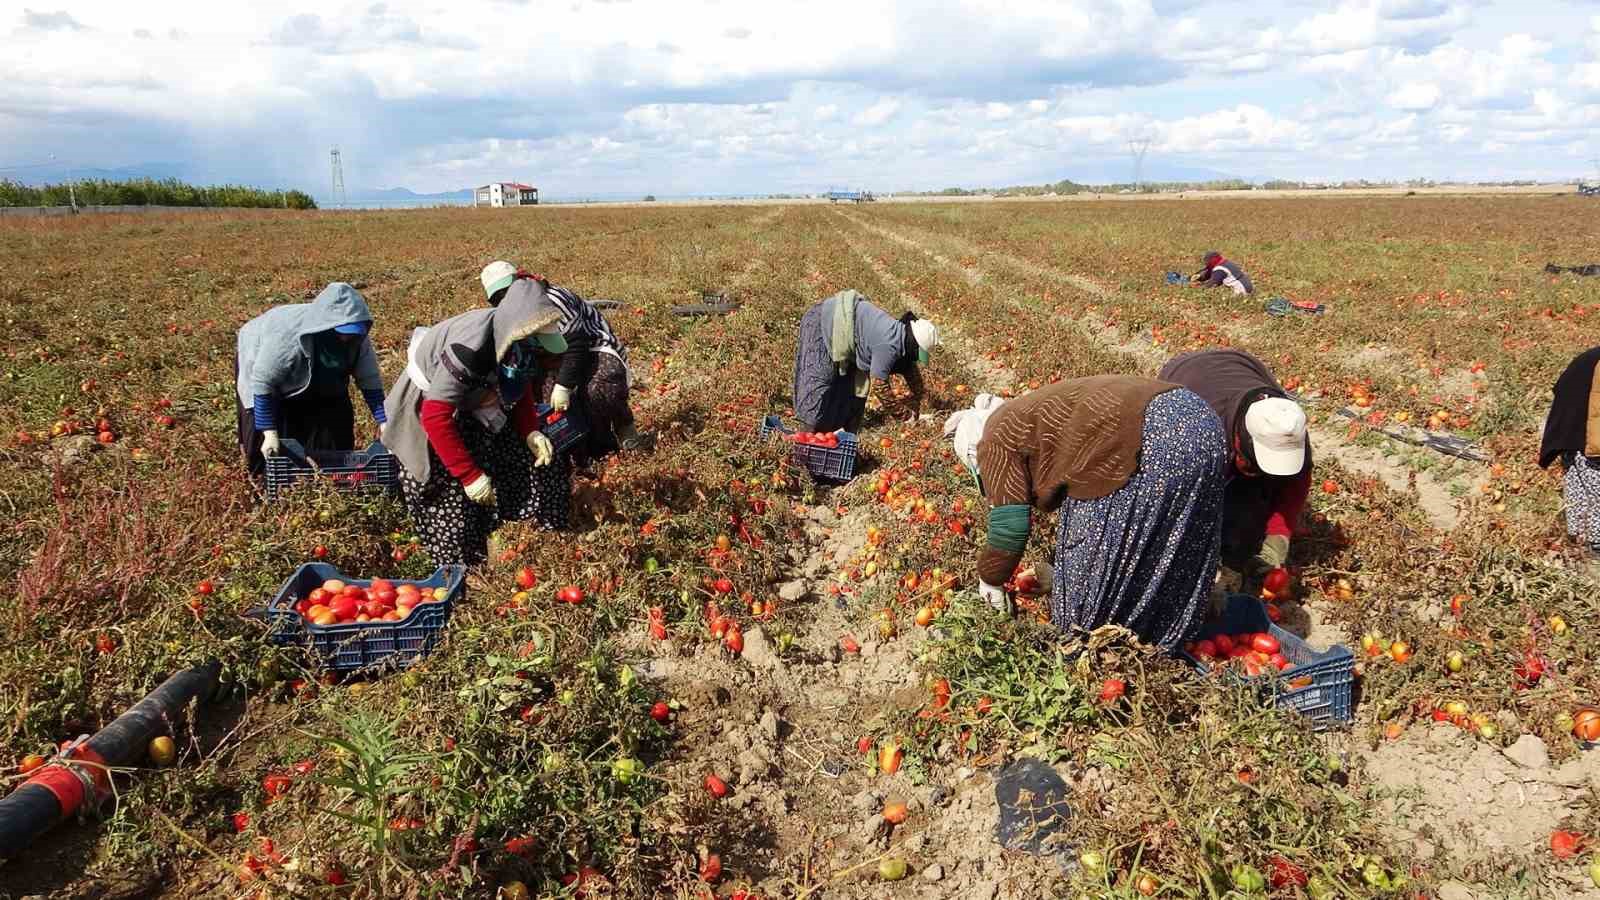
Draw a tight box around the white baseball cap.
[1244,396,1307,476]
[480,260,517,299]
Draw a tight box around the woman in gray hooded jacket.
[234,283,387,475]
[382,279,573,566]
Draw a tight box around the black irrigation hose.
[0,662,221,861]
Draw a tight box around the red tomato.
[1192,639,1218,659]
[505,835,536,857]
[931,678,951,710]
[1262,568,1291,595]
[1250,633,1281,654]
[723,625,744,655]
[557,586,584,605]
[650,702,671,723]
[1213,634,1235,654]
[699,854,722,882]
[262,772,292,802]
[516,567,538,590]
[1270,653,1291,671]
[231,812,251,833]
[1267,855,1307,888]
[329,596,359,622]
[195,579,215,596]
[704,774,730,798]
[1550,830,1585,859]
[1098,678,1126,704]
[713,578,734,595]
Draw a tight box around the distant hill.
[350,186,475,202]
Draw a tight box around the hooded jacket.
[383,280,564,482]
[235,283,383,420]
[1539,346,1600,468]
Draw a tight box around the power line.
[1128,138,1152,190]
[330,147,346,207]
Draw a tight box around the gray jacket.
[823,294,906,379]
[383,279,563,482]
[235,283,381,407]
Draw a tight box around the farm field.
[0,197,1598,899]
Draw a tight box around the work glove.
[463,473,496,506]
[526,431,554,468]
[1251,534,1291,574]
[978,581,1013,616]
[260,429,282,458]
[377,422,388,442]
[550,384,572,412]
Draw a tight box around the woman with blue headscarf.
[381,278,572,566]
[234,282,388,475]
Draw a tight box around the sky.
[3,0,1600,198]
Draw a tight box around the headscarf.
[943,393,1007,486]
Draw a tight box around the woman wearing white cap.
[1158,349,1311,574]
[792,289,940,433]
[944,377,1227,650]
[480,262,652,461]
[381,278,572,566]
[234,282,387,476]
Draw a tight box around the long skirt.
[1049,388,1227,650]
[540,352,635,464]
[793,301,865,433]
[234,357,355,476]
[401,419,571,567]
[1563,453,1600,551]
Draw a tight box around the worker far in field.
[792,289,940,433]
[234,282,388,475]
[383,280,571,566]
[1539,346,1600,558]
[945,376,1227,649]
[1159,348,1311,575]
[480,262,654,465]
[1190,250,1253,295]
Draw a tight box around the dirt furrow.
[834,211,1474,533]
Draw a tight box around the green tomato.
[644,557,660,574]
[1231,863,1266,893]
[1306,876,1336,899]
[611,757,643,784]
[877,857,907,881]
[1077,851,1104,874]
[1589,857,1600,889]
[541,751,565,773]
[559,689,575,705]
[618,666,635,689]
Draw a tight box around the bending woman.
[1539,346,1600,557]
[945,377,1227,650]
[383,278,571,566]
[480,262,653,462]
[234,282,386,475]
[792,289,939,433]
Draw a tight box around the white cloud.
[853,97,900,126]
[1,0,1597,193]
[1389,82,1440,110]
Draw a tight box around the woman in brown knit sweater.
[944,376,1228,649]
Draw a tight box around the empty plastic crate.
[760,416,859,483]
[537,403,589,454]
[265,439,400,500]
[1179,593,1355,729]
[262,562,464,674]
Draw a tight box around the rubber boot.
[618,421,656,452]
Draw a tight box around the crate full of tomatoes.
[1179,593,1355,729]
[759,415,858,483]
[262,563,465,674]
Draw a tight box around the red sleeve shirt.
[1265,468,1311,538]
[419,390,545,488]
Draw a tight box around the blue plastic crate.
[262,562,464,674]
[537,403,589,454]
[1165,271,1187,285]
[1178,593,1355,729]
[760,416,858,483]
[265,439,400,501]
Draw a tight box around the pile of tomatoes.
[787,431,840,449]
[1186,630,1296,677]
[292,577,447,627]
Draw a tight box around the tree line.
[0,178,317,209]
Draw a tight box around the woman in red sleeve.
[382,278,570,566]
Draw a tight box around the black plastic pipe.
[0,662,221,860]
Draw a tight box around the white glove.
[260,430,282,457]
[526,431,554,467]
[377,421,388,442]
[550,384,572,412]
[463,473,496,506]
[978,581,1013,616]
